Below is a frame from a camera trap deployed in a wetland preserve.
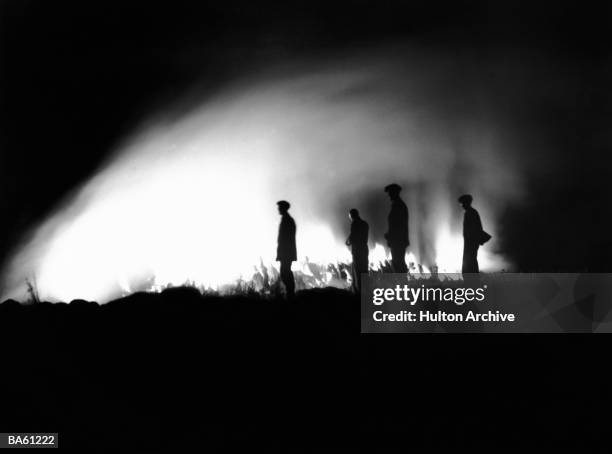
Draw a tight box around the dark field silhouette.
[0,288,605,450]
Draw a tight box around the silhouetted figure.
[345,208,369,292]
[384,183,409,273]
[458,194,490,274]
[276,200,296,298]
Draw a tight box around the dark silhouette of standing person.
[345,208,369,292]
[276,200,296,298]
[458,194,486,273]
[384,183,409,273]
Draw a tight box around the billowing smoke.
[1,51,525,302]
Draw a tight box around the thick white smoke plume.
[2,52,524,302]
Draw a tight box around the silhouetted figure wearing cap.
[345,209,369,292]
[276,200,296,298]
[458,194,490,274]
[384,184,409,273]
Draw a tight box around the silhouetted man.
[345,208,369,292]
[276,200,296,298]
[458,194,488,274]
[384,183,409,273]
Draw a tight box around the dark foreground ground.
[0,287,607,450]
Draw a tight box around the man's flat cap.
[384,183,402,193]
[458,194,473,204]
[277,200,291,210]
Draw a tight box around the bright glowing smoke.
[1,54,523,302]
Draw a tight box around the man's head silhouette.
[384,183,402,200]
[349,208,360,220]
[277,200,290,215]
[458,194,473,210]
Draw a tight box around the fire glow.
[1,55,522,302]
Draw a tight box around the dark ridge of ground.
[0,287,606,450]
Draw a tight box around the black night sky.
[1,0,612,275]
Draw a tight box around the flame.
[1,57,519,302]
